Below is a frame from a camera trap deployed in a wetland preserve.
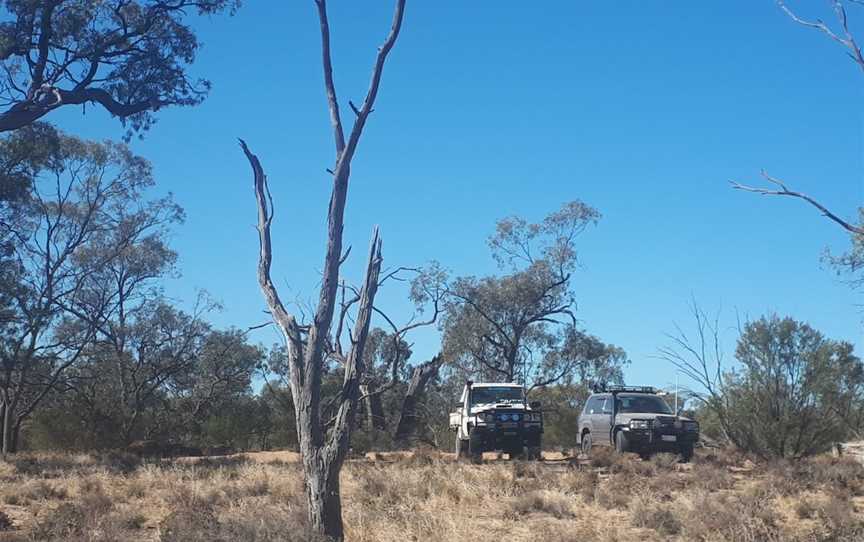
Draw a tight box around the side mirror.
[530,401,542,410]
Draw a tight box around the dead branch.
[777,0,864,75]
[730,171,864,235]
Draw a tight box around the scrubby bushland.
[0,448,861,541]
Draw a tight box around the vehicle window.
[615,395,672,414]
[584,396,599,414]
[470,387,523,405]
[600,398,612,414]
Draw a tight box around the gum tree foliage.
[51,319,262,448]
[442,201,622,389]
[0,0,239,137]
[0,124,56,334]
[0,124,179,454]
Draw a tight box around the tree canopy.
[0,0,239,137]
[442,201,626,389]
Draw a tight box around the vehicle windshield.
[615,395,672,414]
[471,387,523,405]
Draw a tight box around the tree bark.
[1,403,15,455]
[394,355,442,443]
[360,384,387,431]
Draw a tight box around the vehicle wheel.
[581,431,592,456]
[468,432,483,464]
[679,442,694,463]
[455,435,469,461]
[527,446,542,461]
[614,430,630,454]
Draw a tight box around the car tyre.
[455,434,469,461]
[581,431,592,456]
[468,432,483,464]
[679,442,694,463]
[615,430,630,454]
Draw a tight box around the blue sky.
[48,0,863,390]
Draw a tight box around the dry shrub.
[119,511,147,530]
[681,490,783,541]
[691,462,736,492]
[594,477,632,509]
[535,520,635,542]
[19,480,68,502]
[159,507,220,542]
[92,451,142,474]
[817,494,864,537]
[696,447,753,469]
[396,449,439,467]
[575,469,599,503]
[507,490,574,519]
[123,478,147,499]
[629,492,682,536]
[609,454,657,477]
[650,453,680,470]
[588,446,616,468]
[30,489,114,541]
[793,495,819,519]
[764,456,864,497]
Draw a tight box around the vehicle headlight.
[499,413,510,421]
[476,413,492,423]
[629,419,650,430]
[684,421,699,431]
[511,414,520,422]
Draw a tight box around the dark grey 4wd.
[577,386,699,461]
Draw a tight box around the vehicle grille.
[654,416,676,429]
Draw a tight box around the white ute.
[449,381,543,463]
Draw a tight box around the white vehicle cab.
[449,381,543,462]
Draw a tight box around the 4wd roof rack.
[592,384,657,394]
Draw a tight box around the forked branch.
[777,0,864,75]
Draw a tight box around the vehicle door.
[594,396,614,445]
[582,396,605,439]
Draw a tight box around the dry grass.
[0,448,860,541]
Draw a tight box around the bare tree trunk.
[394,355,442,443]
[360,385,387,431]
[1,403,14,455]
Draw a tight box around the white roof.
[471,382,521,388]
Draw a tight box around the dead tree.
[393,354,444,443]
[239,0,406,539]
[732,2,864,237]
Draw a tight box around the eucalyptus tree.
[442,201,609,389]
[0,124,177,454]
[0,0,238,137]
[240,0,408,538]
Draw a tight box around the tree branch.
[730,171,864,235]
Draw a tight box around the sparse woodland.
[0,0,863,541]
